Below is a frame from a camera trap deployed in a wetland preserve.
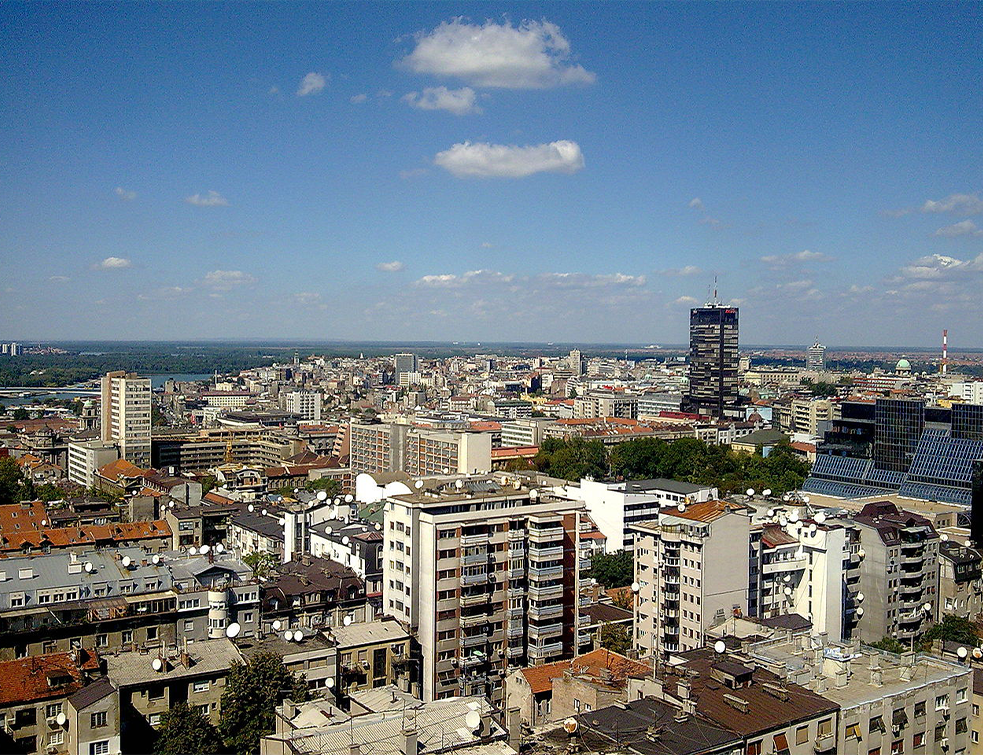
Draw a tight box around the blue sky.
[2,2,981,347]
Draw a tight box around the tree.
[869,636,906,654]
[219,651,308,755]
[242,552,279,579]
[589,550,634,589]
[922,615,981,647]
[533,437,607,482]
[154,702,224,755]
[12,408,29,421]
[0,458,34,506]
[599,623,632,655]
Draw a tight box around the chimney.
[870,669,883,686]
[350,745,361,755]
[480,709,494,737]
[283,699,297,719]
[401,726,418,755]
[677,679,691,700]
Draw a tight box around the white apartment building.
[950,381,983,405]
[498,418,555,448]
[100,371,152,467]
[67,439,120,488]
[576,478,717,553]
[632,500,751,658]
[382,476,597,706]
[349,422,492,478]
[637,392,683,418]
[284,390,322,422]
[573,393,638,420]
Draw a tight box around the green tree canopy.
[219,651,308,755]
[533,437,607,482]
[154,702,224,755]
[589,550,634,589]
[599,622,632,655]
[922,615,981,647]
[0,457,35,506]
[304,477,342,496]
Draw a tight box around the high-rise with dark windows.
[684,304,739,418]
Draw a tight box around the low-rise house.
[263,555,367,632]
[505,648,650,728]
[308,519,383,599]
[66,678,121,755]
[324,618,412,699]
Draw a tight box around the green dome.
[895,357,912,372]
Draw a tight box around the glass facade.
[685,305,739,418]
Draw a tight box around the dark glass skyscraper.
[685,304,739,418]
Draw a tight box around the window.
[49,731,64,746]
[956,687,968,704]
[912,732,924,748]
[147,627,159,641]
[90,741,109,755]
[890,742,903,755]
[846,724,862,739]
[193,680,210,693]
[796,726,809,745]
[956,718,968,735]
[149,713,162,727]
[818,718,832,737]
[45,703,63,718]
[914,700,926,718]
[185,620,195,631]
[122,629,133,644]
[936,694,950,711]
[91,711,107,728]
[746,741,762,755]
[96,634,108,648]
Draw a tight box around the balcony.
[898,611,924,625]
[528,641,563,658]
[577,632,592,646]
[460,591,491,607]
[814,733,836,753]
[762,557,808,574]
[663,624,679,635]
[507,606,524,619]
[460,613,491,628]
[461,634,489,648]
[663,573,681,585]
[462,572,489,586]
[662,556,680,567]
[528,584,564,601]
[463,552,489,566]
[508,530,525,541]
[529,565,564,580]
[462,533,491,546]
[507,624,525,639]
[506,645,525,658]
[529,545,564,559]
[507,567,524,579]
[528,603,564,620]
[528,527,565,543]
[529,619,563,637]
[662,608,680,619]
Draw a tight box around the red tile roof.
[0,649,100,705]
[520,648,650,694]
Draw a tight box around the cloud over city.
[433,140,584,178]
[402,86,481,115]
[185,191,229,207]
[297,72,327,96]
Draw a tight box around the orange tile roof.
[520,648,650,694]
[97,458,146,481]
[671,499,750,524]
[0,520,171,552]
[0,501,47,532]
[490,446,539,458]
[0,649,99,705]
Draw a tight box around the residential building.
[749,633,972,755]
[637,392,684,418]
[576,477,718,553]
[349,422,492,477]
[100,372,152,468]
[938,540,983,621]
[393,353,418,382]
[499,418,554,448]
[684,303,740,419]
[66,440,121,489]
[308,519,383,599]
[284,391,322,423]
[66,678,121,755]
[262,555,368,632]
[382,476,598,705]
[632,500,751,658]
[152,427,301,474]
[568,349,584,376]
[573,392,638,420]
[852,501,940,643]
[324,618,413,700]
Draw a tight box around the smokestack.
[401,726,418,755]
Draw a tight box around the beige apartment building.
[101,371,152,468]
[349,422,491,477]
[382,476,598,706]
[632,500,751,658]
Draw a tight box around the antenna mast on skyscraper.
[706,276,720,307]
[942,329,948,376]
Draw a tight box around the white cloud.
[203,270,257,289]
[185,191,229,207]
[376,260,405,272]
[538,272,646,288]
[480,242,494,249]
[674,295,699,305]
[898,253,983,280]
[935,220,983,238]
[698,217,721,228]
[660,265,703,276]
[414,269,644,291]
[48,275,70,283]
[922,193,983,216]
[97,257,131,269]
[760,249,831,266]
[115,187,136,201]
[297,72,327,96]
[399,18,596,89]
[688,197,704,210]
[416,269,514,287]
[434,140,584,178]
[402,86,481,115]
[350,93,368,104]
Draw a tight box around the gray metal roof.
[326,619,410,649]
[105,637,244,688]
[623,478,713,495]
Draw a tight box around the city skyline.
[2,3,982,346]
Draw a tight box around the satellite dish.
[55,712,66,726]
[857,593,864,603]
[272,620,282,631]
[746,488,755,497]
[216,543,224,553]
[343,615,353,626]
[226,622,241,638]
[974,648,983,660]
[814,512,826,524]
[677,503,686,512]
[342,536,350,545]
[41,519,47,526]
[464,710,481,731]
[801,496,810,504]
[779,515,788,526]
[957,646,969,659]
[83,562,93,573]
[122,556,132,568]
[762,489,772,497]
[284,630,294,641]
[856,607,864,617]
[151,658,163,672]
[345,494,353,503]
[529,489,538,500]
[809,524,817,535]
[375,523,381,530]
[414,481,424,489]
[783,574,791,582]
[941,534,949,542]
[442,468,450,475]
[200,545,210,555]
[784,587,792,596]
[713,640,726,654]
[922,603,932,613]
[294,628,304,641]
[261,509,268,516]
[326,678,335,688]
[152,555,161,564]
[563,718,579,734]
[248,504,254,513]
[168,502,174,508]
[317,491,328,501]
[789,511,799,523]
[631,582,640,593]
[455,480,464,489]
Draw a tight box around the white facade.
[950,381,983,405]
[284,390,322,422]
[67,440,120,488]
[100,371,152,468]
[575,478,718,553]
